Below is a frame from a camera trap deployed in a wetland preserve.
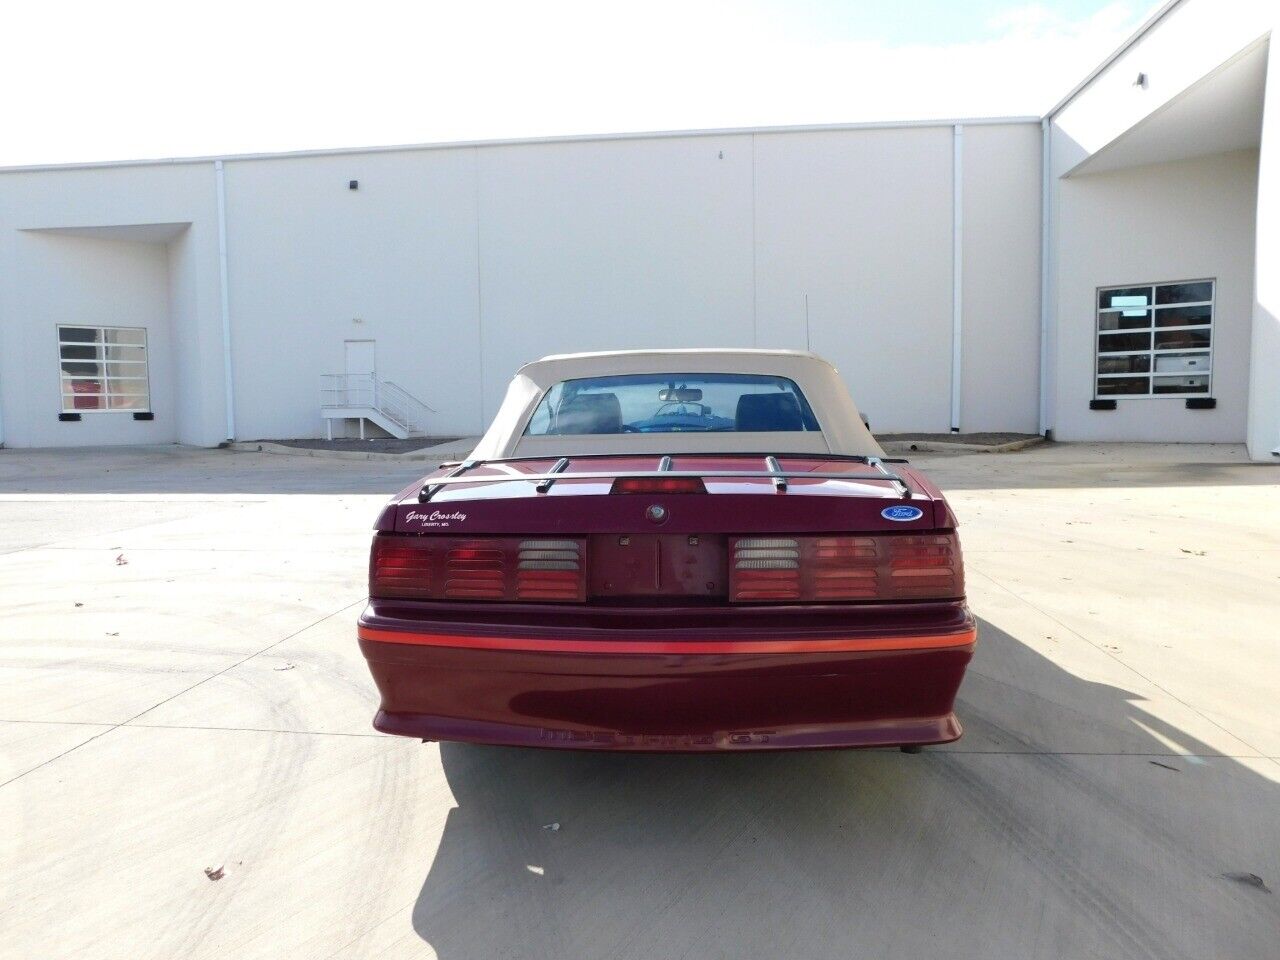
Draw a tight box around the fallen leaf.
[204,866,225,881]
[542,822,560,832]
[1221,872,1271,894]
[273,663,295,672]
[115,554,129,566]
[74,602,83,608]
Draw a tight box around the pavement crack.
[0,598,366,791]
[969,566,1276,770]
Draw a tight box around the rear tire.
[900,744,923,754]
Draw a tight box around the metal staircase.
[320,374,435,440]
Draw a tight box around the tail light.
[370,538,435,599]
[730,533,963,602]
[731,538,801,601]
[514,540,584,601]
[370,535,586,602]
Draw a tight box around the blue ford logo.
[881,505,924,522]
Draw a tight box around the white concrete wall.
[199,123,1041,442]
[1246,38,1280,460]
[754,126,955,432]
[2,234,176,446]
[0,0,1270,451]
[959,123,1043,434]
[0,122,1045,447]
[0,163,226,447]
[1042,0,1272,447]
[223,149,483,439]
[1053,0,1274,162]
[1051,149,1259,442]
[475,135,756,425]
[165,228,216,446]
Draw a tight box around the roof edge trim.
[1045,0,1188,120]
[0,116,1041,175]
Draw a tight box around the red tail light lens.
[611,477,707,495]
[515,540,585,601]
[370,537,434,599]
[443,542,506,599]
[885,535,964,598]
[730,533,963,603]
[811,537,880,600]
[730,538,801,600]
[370,535,586,602]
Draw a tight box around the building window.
[1096,280,1213,398]
[58,326,151,412]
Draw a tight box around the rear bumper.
[358,600,975,752]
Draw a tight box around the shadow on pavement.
[410,618,1278,960]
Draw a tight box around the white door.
[344,340,376,405]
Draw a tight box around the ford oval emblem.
[882,505,924,522]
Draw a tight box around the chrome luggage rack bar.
[419,459,478,501]
[420,454,913,501]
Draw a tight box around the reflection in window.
[1095,281,1212,399]
[58,326,150,412]
[524,373,821,436]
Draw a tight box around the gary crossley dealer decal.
[405,510,468,528]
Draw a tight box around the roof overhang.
[1064,36,1267,177]
[21,222,191,242]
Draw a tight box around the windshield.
[523,373,822,435]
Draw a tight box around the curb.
[228,441,472,463]
[880,436,1046,455]
[231,435,1045,461]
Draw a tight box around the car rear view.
[358,351,976,751]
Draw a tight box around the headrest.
[735,392,803,432]
[553,393,623,434]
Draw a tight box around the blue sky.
[1,1,1157,166]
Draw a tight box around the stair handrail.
[320,374,435,433]
[380,379,437,414]
[377,379,436,432]
[320,373,376,409]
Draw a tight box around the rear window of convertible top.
[523,373,823,436]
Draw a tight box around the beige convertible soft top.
[468,349,884,460]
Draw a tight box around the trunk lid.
[381,455,946,535]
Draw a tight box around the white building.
[0,0,1275,459]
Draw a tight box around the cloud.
[0,1,1153,165]
[987,1,1140,38]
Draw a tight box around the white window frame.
[57,324,152,414]
[1094,279,1214,400]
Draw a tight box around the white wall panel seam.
[950,124,963,432]
[214,160,235,440]
[472,147,487,429]
[751,133,758,348]
[1039,118,1053,435]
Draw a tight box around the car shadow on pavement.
[410,618,1278,960]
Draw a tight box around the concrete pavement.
[0,443,1277,959]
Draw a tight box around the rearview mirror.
[659,388,703,402]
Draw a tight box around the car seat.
[735,392,804,431]
[553,393,623,434]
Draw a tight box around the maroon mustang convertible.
[358,349,976,751]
